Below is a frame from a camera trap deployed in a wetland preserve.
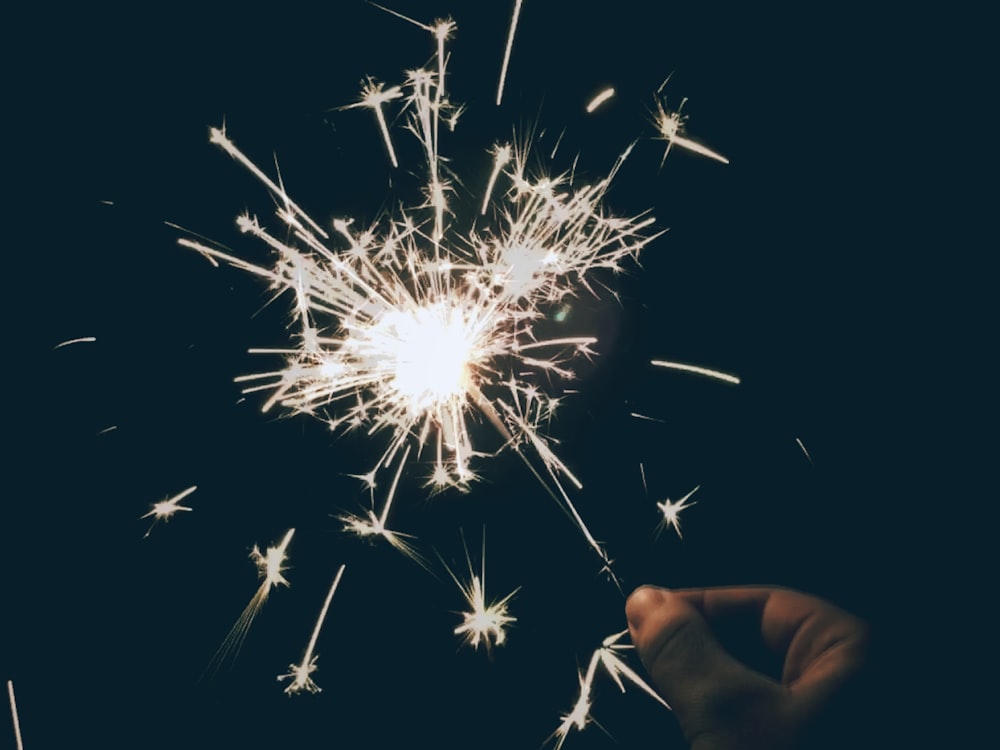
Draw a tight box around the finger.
[626,586,792,748]
[671,586,869,692]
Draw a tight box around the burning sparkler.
[278,564,347,695]
[140,485,196,538]
[177,5,663,572]
[440,529,519,652]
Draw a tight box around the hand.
[625,586,871,750]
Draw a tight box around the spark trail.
[651,359,741,385]
[496,0,524,106]
[179,9,661,571]
[655,485,700,540]
[204,529,295,677]
[7,681,23,750]
[279,564,347,695]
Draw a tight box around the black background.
[5,1,926,748]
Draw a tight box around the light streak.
[140,485,196,538]
[180,14,661,571]
[96,425,118,435]
[652,93,729,166]
[440,530,519,652]
[585,88,616,113]
[655,485,699,540]
[53,336,95,349]
[796,437,814,465]
[496,0,524,106]
[279,564,347,695]
[651,359,741,385]
[204,529,295,678]
[551,630,669,748]
[7,681,23,750]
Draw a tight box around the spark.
[279,564,347,695]
[204,529,295,678]
[180,17,660,570]
[551,630,669,748]
[652,94,729,166]
[440,530,519,652]
[655,485,700,540]
[585,88,616,113]
[96,425,118,435]
[53,336,96,349]
[796,437,814,465]
[651,359,741,385]
[496,0,524,106]
[140,485,196,538]
[630,411,665,423]
[7,681,23,750]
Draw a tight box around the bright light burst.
[178,6,664,571]
[551,630,669,748]
[440,529,519,652]
[140,485,196,538]
[279,564,347,695]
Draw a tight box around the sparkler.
[204,529,295,677]
[551,630,669,748]
[178,6,663,572]
[140,485,196,538]
[278,564,347,695]
[440,530,519,652]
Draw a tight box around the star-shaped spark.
[441,530,519,652]
[140,485,196,538]
[652,87,729,166]
[279,564,346,695]
[655,485,700,540]
[551,630,670,749]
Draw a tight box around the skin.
[625,586,871,750]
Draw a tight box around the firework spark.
[278,564,347,695]
[796,437,814,465]
[655,485,700,540]
[140,485,196,538]
[651,359,741,385]
[496,0,524,106]
[204,529,295,678]
[53,336,96,349]
[179,11,661,571]
[440,530,519,652]
[551,630,669,748]
[652,90,729,166]
[586,88,616,113]
[7,681,23,750]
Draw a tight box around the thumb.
[626,586,794,750]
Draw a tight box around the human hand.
[625,586,870,750]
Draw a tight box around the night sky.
[6,2,917,748]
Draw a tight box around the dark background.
[6,1,924,748]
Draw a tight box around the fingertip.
[625,585,671,630]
